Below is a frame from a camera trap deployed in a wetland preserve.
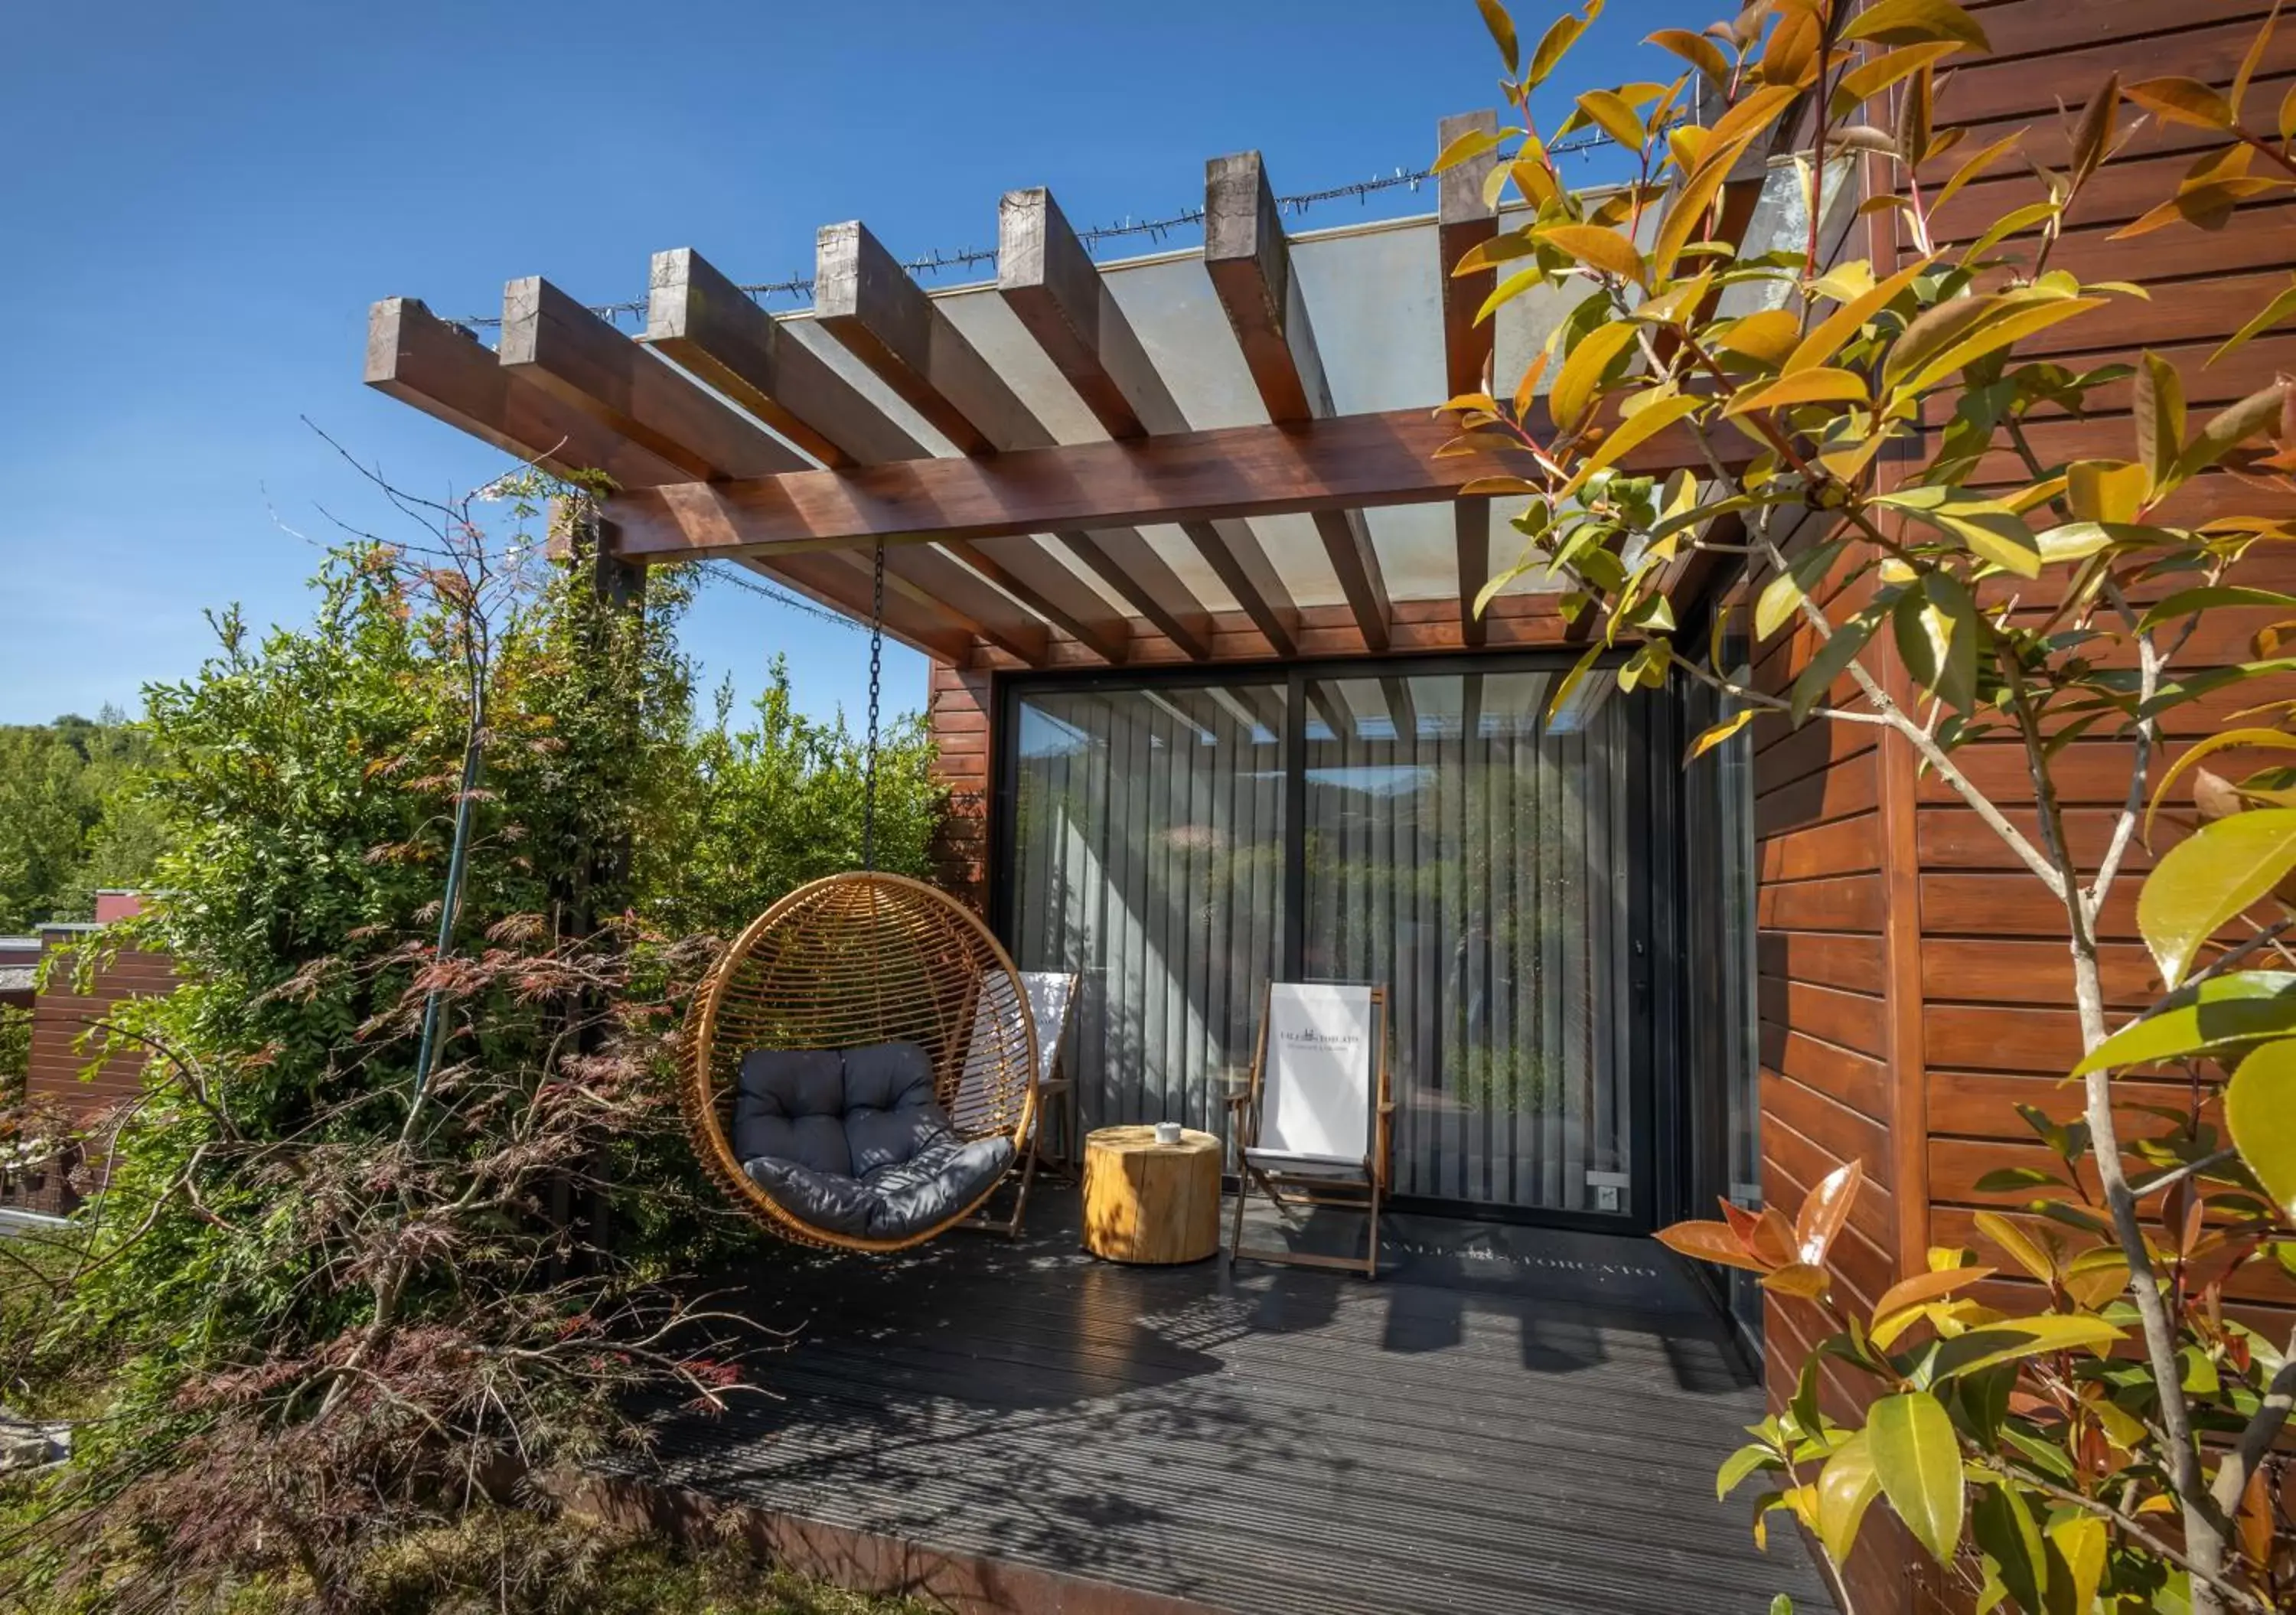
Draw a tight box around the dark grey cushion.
[732,1049,850,1178]
[732,1041,1016,1240]
[862,1134,1016,1240]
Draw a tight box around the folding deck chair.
[1226,981,1393,1278]
[960,969,1081,1238]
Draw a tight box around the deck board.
[621,1191,1835,1615]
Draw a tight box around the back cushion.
[841,1041,952,1176]
[732,1048,851,1177]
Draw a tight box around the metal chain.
[860,538,885,873]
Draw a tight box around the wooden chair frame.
[1225,982,1394,1280]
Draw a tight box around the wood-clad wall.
[24,928,174,1120]
[1749,2,2296,1607]
[928,663,994,914]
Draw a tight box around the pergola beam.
[603,402,1719,563]
[647,245,1127,663]
[815,219,1210,660]
[366,297,687,491]
[499,276,804,481]
[1204,151,1391,653]
[999,187,1298,657]
[1437,110,1501,649]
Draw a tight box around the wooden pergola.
[365,122,1740,672]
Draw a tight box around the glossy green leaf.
[1816,1432,1881,1563]
[2138,586,2296,633]
[1755,540,1845,641]
[1970,1483,2047,1615]
[1789,604,1886,725]
[2069,971,2296,1076]
[2228,1039,2296,1219]
[1717,1440,1776,1499]
[1560,394,1703,498]
[2138,809,2296,987]
[1867,1392,1965,1564]
[1929,1316,2124,1379]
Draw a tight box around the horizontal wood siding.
[25,934,174,1120]
[928,663,993,913]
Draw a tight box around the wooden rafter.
[998,187,1298,657]
[367,296,991,663]
[643,246,1124,664]
[1437,110,1501,649]
[500,276,803,480]
[1203,151,1391,652]
[605,402,1717,563]
[814,221,1212,660]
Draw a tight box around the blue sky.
[0,0,1705,729]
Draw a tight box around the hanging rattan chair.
[680,869,1041,1252]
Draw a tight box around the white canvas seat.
[956,969,1080,1238]
[1228,981,1393,1278]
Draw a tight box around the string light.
[455,129,1629,333]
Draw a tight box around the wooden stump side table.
[1080,1126,1221,1264]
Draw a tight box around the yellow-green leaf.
[1686,706,1760,762]
[1433,126,1510,175]
[2175,381,2291,482]
[1700,83,1800,165]
[1971,1484,2047,1615]
[2048,1515,2108,1615]
[2148,727,2296,841]
[1577,88,1647,152]
[1559,394,1704,498]
[2066,459,2153,524]
[2134,351,2187,491]
[1933,129,2024,214]
[2126,75,2237,129]
[2210,276,2296,365]
[1652,132,1753,282]
[1816,1433,1882,1564]
[1715,308,1803,367]
[1550,321,1640,435]
[1456,475,1544,497]
[1929,1315,2123,1377]
[2070,971,2296,1076]
[1528,0,1600,89]
[2229,1039,2296,1217]
[1646,26,1730,92]
[1867,1392,1965,1564]
[1900,297,2113,399]
[1475,0,1520,76]
[1971,1209,2055,1281]
[1842,0,1988,49]
[1831,41,1963,119]
[2140,809,2296,987]
[1724,367,1870,416]
[1541,222,1646,285]
[1755,538,1845,641]
[1786,256,1936,374]
[1476,265,1549,326]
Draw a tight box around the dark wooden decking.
[621,1189,1833,1615]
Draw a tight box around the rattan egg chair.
[680,546,1039,1251]
[683,871,1040,1251]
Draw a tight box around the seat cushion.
[732,1040,1015,1242]
[839,1041,950,1176]
[861,1134,1016,1241]
[732,1049,850,1178]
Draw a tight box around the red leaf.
[1796,1160,1867,1264]
[1655,1219,1774,1273]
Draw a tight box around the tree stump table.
[1080,1125,1221,1264]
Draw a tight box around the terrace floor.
[618,1188,1835,1615]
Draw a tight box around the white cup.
[1153,1121,1183,1146]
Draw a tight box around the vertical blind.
[1300,673,1638,1214]
[1006,667,1655,1219]
[1009,688,1285,1139]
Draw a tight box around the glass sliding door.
[1001,660,1673,1226]
[1007,684,1285,1137]
[1300,671,1644,1217]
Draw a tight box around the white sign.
[1261,982,1375,1163]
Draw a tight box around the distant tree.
[0,707,165,930]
